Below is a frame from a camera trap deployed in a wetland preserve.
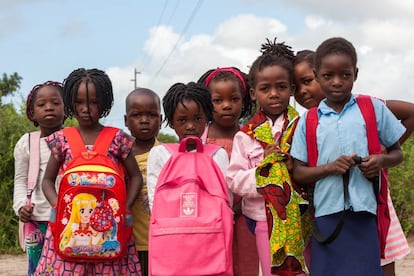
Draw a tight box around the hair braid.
[162,82,213,127]
[26,81,64,127]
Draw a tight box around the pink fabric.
[255,221,272,276]
[381,188,411,265]
[205,134,260,275]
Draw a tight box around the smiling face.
[124,92,161,142]
[250,65,293,122]
[315,53,358,112]
[32,85,65,132]
[74,81,100,127]
[208,79,243,128]
[293,61,325,109]
[171,99,207,141]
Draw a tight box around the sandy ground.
[0,235,413,275]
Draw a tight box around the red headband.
[204,67,247,94]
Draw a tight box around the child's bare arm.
[386,100,414,145]
[42,153,60,206]
[359,142,403,179]
[293,155,356,185]
[122,152,143,210]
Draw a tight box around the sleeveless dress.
[35,129,141,276]
[202,126,260,276]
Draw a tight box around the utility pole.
[131,68,141,89]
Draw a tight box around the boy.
[291,37,405,276]
[124,88,162,276]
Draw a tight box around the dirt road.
[1,235,413,275]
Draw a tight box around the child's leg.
[25,221,47,276]
[138,250,148,276]
[255,221,272,276]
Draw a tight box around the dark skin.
[124,88,162,155]
[19,85,65,223]
[42,81,143,211]
[294,53,403,185]
[251,65,295,172]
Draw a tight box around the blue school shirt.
[290,95,405,217]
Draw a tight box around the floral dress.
[35,128,141,276]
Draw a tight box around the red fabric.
[305,96,390,258]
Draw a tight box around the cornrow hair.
[26,81,64,127]
[248,37,295,87]
[63,68,113,118]
[314,37,357,71]
[294,50,316,67]
[162,82,213,127]
[197,67,254,119]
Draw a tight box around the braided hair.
[26,81,64,127]
[248,37,295,88]
[314,37,357,72]
[162,82,213,127]
[63,68,113,118]
[198,67,254,119]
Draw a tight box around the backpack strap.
[27,131,41,206]
[63,127,85,157]
[355,95,382,154]
[63,127,119,156]
[163,136,220,157]
[305,107,319,169]
[305,107,346,244]
[93,127,119,155]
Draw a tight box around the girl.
[146,81,229,210]
[293,49,412,276]
[198,67,259,275]
[291,37,405,276]
[226,38,310,276]
[13,81,65,276]
[35,68,143,275]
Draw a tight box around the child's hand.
[326,155,356,175]
[263,144,283,158]
[358,154,383,179]
[19,204,34,222]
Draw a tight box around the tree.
[0,73,22,104]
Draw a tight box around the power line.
[151,0,204,80]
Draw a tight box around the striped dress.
[381,188,411,265]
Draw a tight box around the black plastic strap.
[310,171,349,244]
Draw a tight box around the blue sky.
[2,0,414,135]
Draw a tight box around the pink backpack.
[148,137,233,276]
[18,131,41,252]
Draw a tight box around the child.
[293,49,412,276]
[226,38,310,276]
[124,88,162,276]
[147,81,229,209]
[198,67,259,275]
[291,37,405,276]
[13,81,65,276]
[35,68,143,275]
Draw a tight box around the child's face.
[124,93,161,142]
[293,61,325,109]
[250,65,293,122]
[80,202,94,224]
[209,79,243,128]
[74,81,100,127]
[315,53,357,111]
[33,85,64,129]
[171,99,207,141]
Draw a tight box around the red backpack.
[306,95,390,257]
[50,127,132,262]
[148,137,233,276]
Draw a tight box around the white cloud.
[104,10,414,133]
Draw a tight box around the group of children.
[13,36,412,276]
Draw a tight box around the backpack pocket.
[150,216,227,275]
